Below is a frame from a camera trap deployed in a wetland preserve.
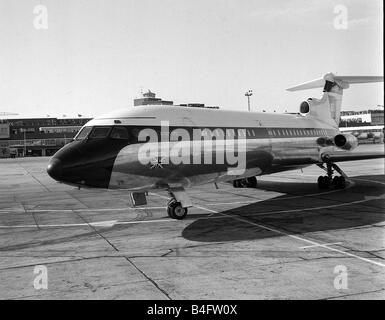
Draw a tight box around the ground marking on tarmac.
[353,178,385,186]
[0,206,165,213]
[300,242,343,249]
[0,180,354,214]
[0,194,382,229]
[1,184,377,229]
[0,218,177,229]
[193,205,385,268]
[0,177,383,249]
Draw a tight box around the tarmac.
[0,144,384,299]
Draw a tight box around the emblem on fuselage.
[150,156,166,169]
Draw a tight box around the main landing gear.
[166,186,192,220]
[233,176,258,188]
[317,162,347,189]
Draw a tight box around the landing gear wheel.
[317,162,348,190]
[317,176,330,189]
[167,200,188,220]
[338,176,346,189]
[332,176,346,189]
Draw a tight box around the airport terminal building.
[339,107,384,143]
[0,99,382,158]
[0,91,217,158]
[0,117,91,158]
[340,108,384,127]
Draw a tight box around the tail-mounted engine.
[317,133,358,151]
[299,101,310,114]
[334,133,358,151]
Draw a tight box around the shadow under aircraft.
[182,175,385,243]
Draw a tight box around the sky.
[0,0,383,118]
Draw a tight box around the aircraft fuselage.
[47,105,341,191]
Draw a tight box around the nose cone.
[47,158,62,181]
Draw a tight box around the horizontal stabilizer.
[287,73,384,91]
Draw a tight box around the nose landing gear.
[166,186,191,220]
[167,199,188,220]
[317,162,347,189]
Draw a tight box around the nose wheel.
[167,199,188,220]
[166,186,191,220]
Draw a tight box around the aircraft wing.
[322,148,385,163]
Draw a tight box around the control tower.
[134,90,173,106]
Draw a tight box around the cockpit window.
[89,126,112,139]
[110,126,129,139]
[75,126,92,140]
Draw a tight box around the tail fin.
[287,73,384,127]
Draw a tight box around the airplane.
[47,72,384,220]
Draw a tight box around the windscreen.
[110,126,129,139]
[75,126,93,140]
[89,126,111,139]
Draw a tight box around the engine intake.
[334,133,358,151]
[299,101,310,114]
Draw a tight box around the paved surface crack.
[73,211,172,300]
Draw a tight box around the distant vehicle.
[9,147,17,158]
[47,73,384,220]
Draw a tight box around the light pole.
[245,90,253,112]
[21,129,26,157]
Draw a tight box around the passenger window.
[75,126,92,140]
[226,129,234,138]
[89,126,111,139]
[110,126,129,139]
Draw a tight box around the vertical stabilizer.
[287,73,383,127]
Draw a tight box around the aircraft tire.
[167,200,188,220]
[338,176,346,189]
[333,176,346,189]
[318,176,330,189]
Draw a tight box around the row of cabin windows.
[75,126,331,142]
[267,128,329,137]
[202,128,329,138]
